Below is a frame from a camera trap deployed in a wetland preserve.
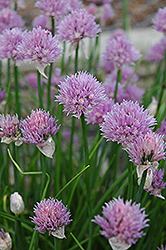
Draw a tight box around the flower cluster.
[157,118,166,141]
[145,169,166,199]
[55,71,106,119]
[0,27,26,64]
[101,30,142,69]
[100,100,157,146]
[85,98,114,125]
[19,109,60,145]
[18,26,62,77]
[0,8,24,33]
[0,0,11,8]
[31,198,72,238]
[35,0,70,20]
[152,7,166,34]
[147,37,166,62]
[92,197,149,248]
[57,8,101,46]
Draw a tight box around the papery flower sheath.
[18,26,62,77]
[0,228,12,250]
[30,198,72,239]
[92,197,149,249]
[55,71,106,119]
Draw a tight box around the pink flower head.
[145,169,166,199]
[0,113,22,145]
[30,198,72,238]
[92,197,149,246]
[101,31,142,68]
[0,8,24,33]
[35,0,70,20]
[55,71,106,119]
[0,0,11,8]
[18,27,62,77]
[85,98,114,125]
[156,118,166,141]
[0,89,5,102]
[152,7,166,34]
[57,8,101,46]
[32,15,51,31]
[147,37,166,62]
[25,72,38,90]
[100,100,157,146]
[68,0,83,11]
[124,131,166,166]
[0,27,26,64]
[103,81,145,103]
[19,109,60,145]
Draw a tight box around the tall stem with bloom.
[114,69,121,102]
[122,0,130,31]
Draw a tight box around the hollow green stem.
[122,0,130,31]
[37,70,43,108]
[127,162,133,200]
[14,65,21,118]
[47,63,53,110]
[114,69,121,102]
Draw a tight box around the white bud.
[0,229,12,250]
[10,192,24,215]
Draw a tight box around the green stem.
[122,0,130,31]
[37,70,43,108]
[47,63,53,110]
[15,217,23,250]
[127,162,133,200]
[114,69,121,102]
[135,169,147,203]
[54,237,57,250]
[69,117,75,168]
[61,42,66,75]
[0,60,2,86]
[12,144,19,191]
[14,65,21,118]
[40,154,46,199]
[51,17,55,36]
[75,44,79,73]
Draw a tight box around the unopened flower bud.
[0,228,12,250]
[10,192,24,215]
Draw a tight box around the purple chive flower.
[85,98,114,125]
[0,8,24,33]
[32,15,51,31]
[68,0,83,10]
[0,0,11,8]
[35,0,70,20]
[147,37,166,62]
[124,131,166,166]
[57,8,101,50]
[0,89,5,102]
[158,245,166,250]
[25,72,38,90]
[152,7,166,34]
[19,109,60,145]
[145,169,166,199]
[156,118,166,141]
[18,27,62,77]
[30,198,72,238]
[0,114,22,145]
[86,0,113,4]
[92,197,149,248]
[103,81,145,103]
[100,3,114,27]
[100,100,157,146]
[55,71,106,119]
[0,27,26,64]
[101,31,142,69]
